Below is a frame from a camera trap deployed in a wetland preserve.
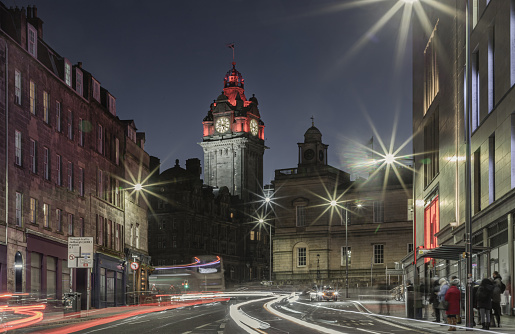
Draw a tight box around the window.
[68,213,74,235]
[135,224,140,248]
[27,24,37,57]
[15,130,21,166]
[98,124,103,154]
[29,80,36,115]
[423,109,439,186]
[108,94,116,116]
[373,244,384,264]
[296,205,306,227]
[78,167,84,196]
[373,201,384,223]
[424,21,439,113]
[56,209,62,232]
[62,260,70,294]
[29,139,36,173]
[15,70,21,104]
[56,101,61,132]
[489,134,495,204]
[408,243,414,254]
[474,149,481,213]
[56,154,62,186]
[79,118,84,147]
[30,252,41,294]
[98,169,103,198]
[64,60,71,86]
[43,203,49,228]
[67,161,73,191]
[341,246,351,266]
[47,256,57,298]
[79,218,84,237]
[43,91,49,123]
[424,195,440,256]
[76,69,83,96]
[107,220,112,248]
[96,215,104,245]
[43,147,50,180]
[30,198,37,225]
[115,138,119,165]
[130,224,134,246]
[15,192,22,227]
[115,224,120,251]
[67,110,73,140]
[472,51,480,131]
[488,25,495,113]
[92,79,100,101]
[297,247,306,267]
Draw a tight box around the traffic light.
[184,280,189,289]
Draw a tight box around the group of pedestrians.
[474,271,505,330]
[429,272,506,331]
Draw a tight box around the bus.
[149,255,224,294]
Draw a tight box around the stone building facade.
[409,0,515,314]
[273,124,413,287]
[0,4,149,309]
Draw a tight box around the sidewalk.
[1,298,229,333]
[358,299,515,333]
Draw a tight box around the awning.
[418,245,489,261]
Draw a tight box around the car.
[310,285,338,301]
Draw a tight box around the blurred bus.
[149,255,224,293]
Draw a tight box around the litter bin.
[63,292,81,314]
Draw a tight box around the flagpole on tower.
[227,43,235,61]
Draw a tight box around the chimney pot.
[33,6,37,17]
[27,6,32,18]
[78,62,83,68]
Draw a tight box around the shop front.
[93,253,126,308]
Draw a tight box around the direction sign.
[68,237,94,268]
[130,262,139,270]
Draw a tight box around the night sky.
[12,0,413,185]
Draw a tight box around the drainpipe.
[4,39,8,245]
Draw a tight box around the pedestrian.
[472,279,481,326]
[429,278,441,323]
[491,271,504,327]
[406,280,414,319]
[445,279,461,331]
[476,278,494,330]
[438,278,449,324]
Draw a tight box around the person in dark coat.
[445,279,461,331]
[491,271,503,327]
[429,279,441,323]
[476,278,494,330]
[472,279,481,326]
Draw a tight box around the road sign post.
[68,237,94,311]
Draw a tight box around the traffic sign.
[68,237,94,268]
[130,262,139,270]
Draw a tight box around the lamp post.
[316,254,320,280]
[258,218,273,282]
[331,200,349,298]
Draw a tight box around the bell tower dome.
[298,118,328,167]
[199,62,266,201]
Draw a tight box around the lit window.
[43,203,49,228]
[43,91,49,123]
[30,198,37,224]
[15,130,22,166]
[27,24,37,57]
[29,80,36,115]
[15,70,21,104]
[29,139,36,173]
[373,244,384,264]
[64,61,71,86]
[15,192,22,227]
[424,195,440,260]
[250,230,255,241]
[297,247,306,267]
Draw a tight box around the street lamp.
[331,201,349,299]
[316,254,320,280]
[257,218,273,282]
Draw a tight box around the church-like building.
[273,123,413,289]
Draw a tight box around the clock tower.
[199,62,266,201]
[298,120,328,167]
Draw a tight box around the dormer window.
[92,79,100,101]
[108,94,116,116]
[75,69,83,96]
[127,126,136,143]
[64,59,72,86]
[27,24,37,57]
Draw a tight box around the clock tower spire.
[199,62,266,201]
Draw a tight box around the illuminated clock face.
[250,119,258,136]
[215,117,230,133]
